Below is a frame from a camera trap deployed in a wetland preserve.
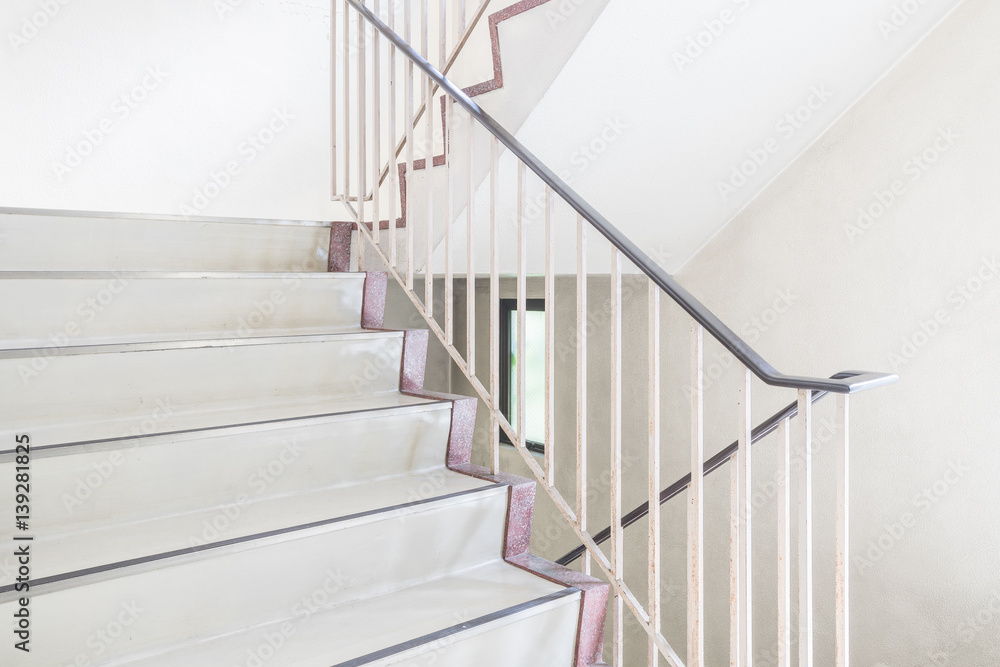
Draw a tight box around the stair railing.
[330,0,493,214]
[333,2,897,665]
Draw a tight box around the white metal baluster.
[466,110,475,376]
[648,285,661,667]
[388,0,397,265]
[445,95,454,345]
[738,367,752,667]
[544,186,555,487]
[460,0,466,34]
[516,161,527,451]
[357,8,367,270]
[576,213,589,576]
[343,0,350,199]
[405,0,414,288]
[489,135,500,474]
[424,74,433,316]
[799,389,814,667]
[439,0,447,70]
[836,394,850,667]
[422,0,432,314]
[730,450,740,667]
[777,418,792,667]
[372,0,381,250]
[689,322,705,667]
[331,0,337,197]
[610,246,623,667]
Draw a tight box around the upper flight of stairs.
[0,210,608,666]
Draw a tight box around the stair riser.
[0,405,453,534]
[0,275,365,346]
[0,334,405,446]
[0,215,332,272]
[0,488,509,665]
[365,594,581,667]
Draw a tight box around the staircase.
[0,210,608,666]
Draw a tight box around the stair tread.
[113,560,575,667]
[0,329,400,357]
[1,468,491,588]
[2,394,445,458]
[0,326,369,351]
[5,390,433,450]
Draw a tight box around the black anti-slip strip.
[0,483,505,596]
[0,400,449,459]
[330,588,580,667]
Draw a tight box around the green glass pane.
[509,309,546,446]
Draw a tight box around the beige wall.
[671,0,1000,664]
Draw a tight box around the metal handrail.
[345,0,897,395]
[555,373,854,566]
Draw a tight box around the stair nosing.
[0,397,450,460]
[0,271,364,279]
[0,329,402,359]
[330,587,581,667]
[0,482,508,601]
[0,206,334,227]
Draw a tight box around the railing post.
[404,0,414,288]
[648,285,661,667]
[372,0,381,250]
[777,418,792,667]
[388,0,397,266]
[466,109,475,377]
[356,4,367,271]
[545,186,555,487]
[445,95,454,345]
[836,394,850,667]
[489,135,500,474]
[610,246,623,666]
[798,389,814,667]
[516,161,527,451]
[689,322,705,667]
[342,0,350,199]
[738,367,753,666]
[422,0,433,316]
[730,450,740,667]
[331,0,338,197]
[576,213,589,576]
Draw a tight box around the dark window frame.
[498,298,546,454]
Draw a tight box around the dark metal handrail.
[345,0,896,396]
[555,373,857,566]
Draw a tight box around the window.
[499,298,546,453]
